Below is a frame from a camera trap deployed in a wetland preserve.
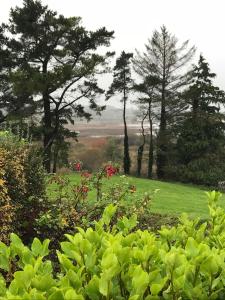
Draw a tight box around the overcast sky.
[1,0,225,94]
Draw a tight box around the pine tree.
[0,26,34,123]
[3,0,114,172]
[174,55,225,185]
[133,25,195,179]
[107,51,133,174]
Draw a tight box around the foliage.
[35,162,122,240]
[133,25,196,178]
[168,56,225,186]
[1,0,114,172]
[0,131,46,243]
[104,137,122,163]
[0,147,15,244]
[1,192,225,299]
[0,27,34,124]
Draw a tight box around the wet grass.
[47,173,225,218]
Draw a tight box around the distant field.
[71,122,141,138]
[48,173,225,218]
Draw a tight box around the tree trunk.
[52,144,58,173]
[192,98,199,120]
[156,39,167,179]
[137,111,147,177]
[42,61,52,173]
[43,94,52,173]
[123,100,130,174]
[148,116,154,179]
[137,145,144,177]
[123,88,130,174]
[156,96,167,179]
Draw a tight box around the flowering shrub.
[35,160,158,251]
[1,192,225,299]
[39,162,120,227]
[105,164,119,177]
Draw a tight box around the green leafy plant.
[1,191,225,299]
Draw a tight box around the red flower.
[105,165,118,177]
[74,162,82,171]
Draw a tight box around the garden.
[1,1,225,298]
[1,132,225,299]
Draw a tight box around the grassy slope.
[48,173,225,218]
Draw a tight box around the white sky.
[1,0,225,92]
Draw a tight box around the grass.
[47,173,225,218]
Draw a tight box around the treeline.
[0,0,225,186]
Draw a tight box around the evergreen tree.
[0,26,34,123]
[106,51,133,174]
[3,0,114,172]
[173,55,225,185]
[133,25,195,179]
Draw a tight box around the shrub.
[1,191,225,299]
[165,156,225,187]
[104,137,122,162]
[76,148,104,171]
[0,131,46,243]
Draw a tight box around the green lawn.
[48,173,225,218]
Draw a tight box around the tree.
[173,55,225,185]
[133,25,195,178]
[0,26,34,124]
[3,0,114,172]
[106,51,133,174]
[133,75,160,178]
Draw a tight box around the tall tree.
[174,55,225,185]
[133,75,160,178]
[0,26,34,123]
[3,0,114,172]
[106,51,133,174]
[133,25,195,179]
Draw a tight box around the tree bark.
[137,111,147,177]
[42,61,52,173]
[123,82,130,174]
[52,145,58,173]
[156,37,167,179]
[148,103,154,178]
[137,144,144,177]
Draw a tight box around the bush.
[0,131,46,243]
[0,191,225,299]
[76,148,105,171]
[166,156,225,187]
[104,137,122,162]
